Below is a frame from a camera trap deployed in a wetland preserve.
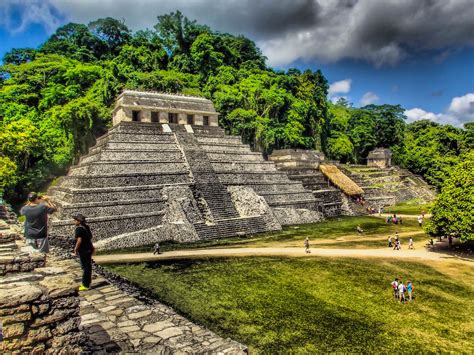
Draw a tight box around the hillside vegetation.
[0,12,472,239]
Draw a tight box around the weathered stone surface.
[3,322,25,338]
[0,284,42,308]
[143,321,175,333]
[128,309,152,319]
[118,320,137,327]
[120,325,140,333]
[0,303,29,316]
[39,275,77,298]
[143,336,161,344]
[32,308,77,327]
[34,266,66,276]
[155,327,184,340]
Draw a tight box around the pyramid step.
[80,149,183,164]
[58,172,191,189]
[199,143,251,152]
[68,161,188,176]
[210,161,277,173]
[51,211,165,240]
[94,225,166,251]
[49,183,184,203]
[56,198,167,218]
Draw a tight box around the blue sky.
[0,0,473,126]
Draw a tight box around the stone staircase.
[194,132,321,217]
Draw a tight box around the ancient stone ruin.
[48,91,323,251]
[367,148,392,169]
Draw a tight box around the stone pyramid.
[48,91,322,251]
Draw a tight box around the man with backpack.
[21,192,56,254]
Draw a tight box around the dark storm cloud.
[6,0,474,66]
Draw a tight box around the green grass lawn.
[97,216,424,255]
[107,257,474,353]
[385,199,433,215]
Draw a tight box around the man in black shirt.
[72,214,95,291]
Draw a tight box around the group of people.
[391,278,414,302]
[388,232,415,250]
[20,192,95,291]
[386,214,403,225]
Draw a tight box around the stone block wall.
[0,272,83,353]
[0,223,83,353]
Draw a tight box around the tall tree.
[154,11,209,55]
[427,152,474,241]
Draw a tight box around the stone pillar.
[141,110,151,123]
[209,114,219,127]
[194,114,204,125]
[159,111,169,123]
[178,113,187,125]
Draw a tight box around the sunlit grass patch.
[107,257,474,353]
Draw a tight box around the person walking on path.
[388,236,392,248]
[391,278,399,299]
[20,192,56,254]
[417,214,424,227]
[72,214,95,291]
[304,237,311,254]
[408,237,415,250]
[153,242,161,255]
[406,280,414,301]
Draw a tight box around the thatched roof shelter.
[320,164,364,196]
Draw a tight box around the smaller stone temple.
[367,148,392,168]
[112,90,219,126]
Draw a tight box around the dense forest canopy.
[1,12,472,226]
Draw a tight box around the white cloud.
[360,91,379,106]
[447,93,474,121]
[0,0,63,34]
[405,93,474,127]
[328,79,352,103]
[328,79,352,96]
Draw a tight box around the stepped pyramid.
[49,91,323,250]
[269,150,351,216]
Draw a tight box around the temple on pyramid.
[48,91,324,250]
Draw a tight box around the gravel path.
[94,245,469,265]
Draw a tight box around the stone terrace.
[0,225,247,353]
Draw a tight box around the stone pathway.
[94,246,473,265]
[57,259,246,354]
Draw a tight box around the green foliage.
[326,103,406,162]
[0,11,471,206]
[393,120,472,188]
[427,153,474,241]
[0,155,18,192]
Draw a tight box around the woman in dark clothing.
[72,214,95,291]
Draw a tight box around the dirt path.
[94,246,471,265]
[376,213,432,219]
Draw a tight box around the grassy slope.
[107,257,474,353]
[97,216,425,255]
[385,199,433,215]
